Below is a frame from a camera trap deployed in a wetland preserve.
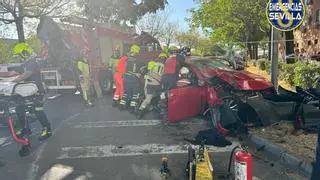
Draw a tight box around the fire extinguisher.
[227,145,253,180]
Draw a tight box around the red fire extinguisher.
[227,145,253,180]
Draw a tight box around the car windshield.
[192,58,233,71]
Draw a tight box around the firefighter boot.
[38,127,52,141]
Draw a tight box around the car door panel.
[167,85,203,123]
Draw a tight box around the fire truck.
[37,16,161,94]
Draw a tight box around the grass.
[245,65,294,91]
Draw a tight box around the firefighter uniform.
[109,48,121,75]
[113,55,128,104]
[137,53,167,118]
[77,58,92,106]
[119,45,145,111]
[160,54,185,123]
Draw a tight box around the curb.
[248,133,313,175]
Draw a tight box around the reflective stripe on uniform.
[35,107,44,111]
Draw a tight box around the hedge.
[254,60,320,88]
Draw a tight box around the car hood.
[202,68,273,90]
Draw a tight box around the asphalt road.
[0,94,309,180]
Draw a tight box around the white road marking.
[74,120,162,128]
[57,143,240,159]
[74,120,205,128]
[40,164,74,180]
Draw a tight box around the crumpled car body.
[166,57,320,135]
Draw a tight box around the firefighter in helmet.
[12,43,52,140]
[119,44,146,112]
[109,46,121,75]
[137,52,168,119]
[76,51,93,106]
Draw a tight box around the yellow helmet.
[158,52,168,59]
[130,44,141,54]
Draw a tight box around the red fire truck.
[37,16,161,94]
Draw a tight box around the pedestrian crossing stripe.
[57,143,240,159]
[73,120,205,128]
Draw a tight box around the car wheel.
[222,97,239,113]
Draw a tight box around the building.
[294,0,320,56]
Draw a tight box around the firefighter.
[13,44,52,140]
[161,54,185,90]
[76,55,93,106]
[159,54,185,123]
[112,53,128,106]
[137,52,167,118]
[108,46,121,80]
[119,44,146,112]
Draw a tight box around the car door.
[167,84,204,123]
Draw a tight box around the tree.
[0,0,70,42]
[77,0,168,24]
[26,33,43,53]
[136,8,170,38]
[0,40,13,64]
[160,22,178,48]
[175,30,199,49]
[190,0,269,59]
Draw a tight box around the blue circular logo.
[266,0,305,31]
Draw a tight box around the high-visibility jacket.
[145,61,164,85]
[116,56,128,74]
[109,56,120,73]
[77,60,90,76]
[163,56,178,74]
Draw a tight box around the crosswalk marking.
[40,164,73,180]
[74,120,162,128]
[74,120,206,128]
[57,143,240,159]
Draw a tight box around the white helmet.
[180,67,189,75]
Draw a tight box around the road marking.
[57,143,240,159]
[74,120,205,128]
[74,120,162,128]
[40,164,74,180]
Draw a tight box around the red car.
[166,57,320,136]
[166,57,276,135]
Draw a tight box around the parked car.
[165,57,320,136]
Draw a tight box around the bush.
[265,60,271,74]
[279,63,298,87]
[293,64,320,88]
[252,60,257,66]
[257,59,266,70]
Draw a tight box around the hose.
[227,146,242,173]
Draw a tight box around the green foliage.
[0,40,13,64]
[175,30,199,49]
[257,60,320,88]
[190,0,269,46]
[252,60,257,67]
[279,63,297,87]
[257,59,266,70]
[293,64,320,88]
[26,34,43,54]
[77,0,168,24]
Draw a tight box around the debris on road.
[251,122,316,163]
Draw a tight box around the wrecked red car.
[166,57,320,135]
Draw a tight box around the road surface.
[0,94,308,180]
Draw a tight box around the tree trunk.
[247,43,252,59]
[254,43,258,60]
[16,18,25,42]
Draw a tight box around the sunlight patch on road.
[57,143,240,159]
[40,164,73,180]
